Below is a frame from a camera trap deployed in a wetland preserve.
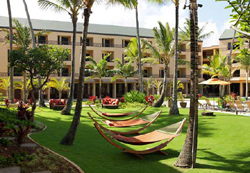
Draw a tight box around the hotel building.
[0,16,204,100]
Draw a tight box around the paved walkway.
[0,167,20,173]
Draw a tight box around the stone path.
[0,166,20,173]
[20,143,37,148]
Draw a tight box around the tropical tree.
[14,79,39,100]
[0,77,10,98]
[142,22,175,107]
[6,0,14,103]
[152,79,162,95]
[38,0,84,115]
[47,78,70,99]
[143,76,153,95]
[175,0,199,168]
[169,0,180,115]
[168,80,184,97]
[111,59,138,93]
[85,54,112,102]
[234,48,250,97]
[179,18,214,41]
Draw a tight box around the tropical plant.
[175,0,199,168]
[143,76,153,95]
[179,18,214,41]
[142,22,175,107]
[234,48,250,97]
[168,80,184,96]
[152,79,162,95]
[6,0,14,103]
[47,78,69,99]
[38,0,84,115]
[111,58,138,93]
[85,54,112,102]
[123,90,146,104]
[12,123,31,146]
[0,77,10,98]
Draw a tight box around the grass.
[30,106,250,173]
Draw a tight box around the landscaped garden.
[27,106,250,173]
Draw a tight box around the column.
[133,83,136,90]
[88,83,90,94]
[113,83,116,98]
[240,82,244,96]
[93,83,96,96]
[47,88,50,100]
[185,83,188,95]
[107,83,110,96]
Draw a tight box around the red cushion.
[115,100,119,105]
[61,99,66,105]
[55,100,60,105]
[102,112,107,116]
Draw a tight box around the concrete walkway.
[0,167,20,173]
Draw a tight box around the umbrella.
[199,78,230,85]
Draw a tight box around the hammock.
[94,118,186,159]
[88,110,162,135]
[89,105,148,121]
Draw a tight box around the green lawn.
[30,106,250,173]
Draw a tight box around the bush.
[119,102,146,109]
[199,96,207,100]
[123,90,146,104]
[12,123,31,146]
[0,138,12,146]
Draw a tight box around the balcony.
[61,73,71,77]
[178,75,186,78]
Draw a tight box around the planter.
[180,102,187,108]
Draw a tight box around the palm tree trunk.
[228,30,236,97]
[135,4,143,93]
[170,4,180,115]
[23,0,45,107]
[60,8,90,145]
[153,65,168,107]
[59,91,62,100]
[99,79,102,102]
[61,18,77,115]
[30,89,37,122]
[175,0,198,168]
[23,73,26,102]
[7,0,14,103]
[125,78,128,93]
[246,69,248,97]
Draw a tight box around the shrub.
[0,138,12,146]
[123,90,146,104]
[119,102,146,109]
[199,96,207,100]
[0,122,10,137]
[12,123,31,146]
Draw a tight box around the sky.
[0,0,232,47]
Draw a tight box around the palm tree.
[142,22,175,107]
[85,54,112,102]
[38,0,84,115]
[6,0,14,103]
[234,48,250,97]
[143,76,153,95]
[47,78,70,99]
[152,79,162,95]
[175,0,199,168]
[168,80,184,97]
[179,18,214,41]
[22,0,45,107]
[169,0,180,115]
[111,59,138,93]
[0,77,10,98]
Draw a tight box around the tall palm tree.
[47,78,70,99]
[142,22,175,107]
[38,0,84,115]
[6,0,14,103]
[179,18,214,41]
[234,48,250,97]
[0,77,10,98]
[175,0,199,168]
[60,0,95,145]
[85,54,112,102]
[111,59,138,94]
[170,0,180,115]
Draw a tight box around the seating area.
[49,99,66,110]
[102,97,119,109]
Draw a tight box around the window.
[102,52,113,62]
[123,40,130,48]
[233,70,240,77]
[86,53,90,61]
[143,70,148,77]
[38,36,46,44]
[159,70,164,78]
[228,43,231,50]
[61,37,69,45]
[102,39,113,47]
[62,68,69,76]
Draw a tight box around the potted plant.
[178,92,187,108]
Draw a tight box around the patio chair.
[88,110,162,135]
[205,99,217,109]
[93,118,186,159]
[245,101,250,112]
[236,96,241,101]
[228,100,237,111]
[235,100,246,112]
[89,105,148,121]
[198,101,205,109]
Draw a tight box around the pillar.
[240,82,244,96]
[88,83,90,94]
[185,83,188,95]
[133,83,136,90]
[107,83,110,96]
[47,88,50,100]
[93,83,96,96]
[113,83,116,98]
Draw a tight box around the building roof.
[219,28,239,40]
[0,16,154,38]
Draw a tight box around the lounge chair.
[236,96,241,101]
[245,101,250,111]
[89,105,148,121]
[235,100,246,112]
[198,101,205,109]
[205,99,217,109]
[228,100,237,111]
[88,110,161,135]
[93,118,186,159]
